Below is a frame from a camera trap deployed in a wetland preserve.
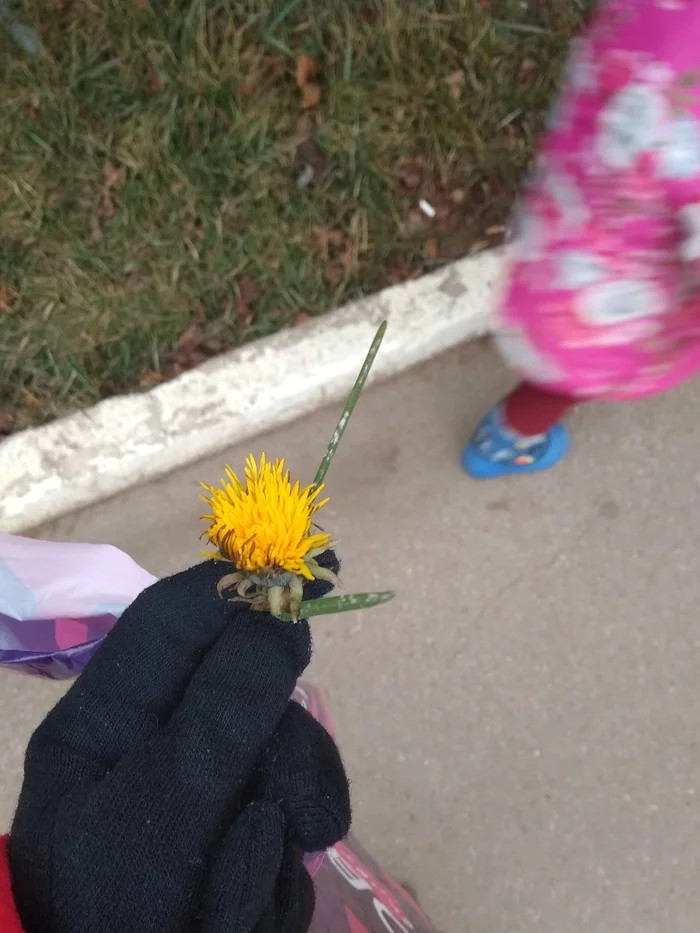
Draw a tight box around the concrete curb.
[0,251,501,532]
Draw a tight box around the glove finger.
[135,612,310,835]
[251,843,315,933]
[202,801,285,933]
[271,842,316,933]
[250,702,351,853]
[29,561,235,778]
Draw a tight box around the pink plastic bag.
[294,682,438,933]
[0,533,438,931]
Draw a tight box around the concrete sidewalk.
[3,340,700,933]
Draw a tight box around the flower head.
[200,453,331,581]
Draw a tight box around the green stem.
[277,590,394,622]
[312,321,387,490]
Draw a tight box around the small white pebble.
[418,199,436,218]
[296,164,315,189]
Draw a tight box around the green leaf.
[278,590,394,622]
[312,321,387,490]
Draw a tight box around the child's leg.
[502,382,578,435]
[463,381,577,479]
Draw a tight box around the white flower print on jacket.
[494,327,565,384]
[545,170,590,229]
[679,202,700,261]
[597,84,664,169]
[509,202,548,263]
[575,278,666,328]
[569,38,599,94]
[557,251,608,290]
[659,114,700,179]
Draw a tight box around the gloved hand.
[9,553,350,933]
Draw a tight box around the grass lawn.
[0,0,589,434]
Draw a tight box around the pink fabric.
[496,0,700,401]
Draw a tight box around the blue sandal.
[462,404,570,479]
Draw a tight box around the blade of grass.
[266,0,306,37]
[493,20,552,36]
[312,320,387,490]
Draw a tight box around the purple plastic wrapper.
[0,532,157,678]
[0,533,437,931]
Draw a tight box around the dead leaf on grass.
[295,53,322,109]
[104,161,127,192]
[517,58,538,87]
[238,276,262,306]
[385,258,423,286]
[19,387,43,411]
[468,239,490,256]
[27,93,40,119]
[310,226,356,286]
[139,370,166,388]
[145,72,166,95]
[89,217,103,244]
[445,70,465,100]
[181,209,204,242]
[235,276,263,326]
[163,305,208,374]
[91,160,127,241]
[310,225,349,257]
[502,124,521,149]
[176,304,207,353]
[295,54,318,87]
[0,286,17,314]
[396,157,427,192]
[425,237,439,259]
[300,83,322,109]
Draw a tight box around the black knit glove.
[9,554,350,933]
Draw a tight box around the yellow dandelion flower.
[200,453,331,581]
